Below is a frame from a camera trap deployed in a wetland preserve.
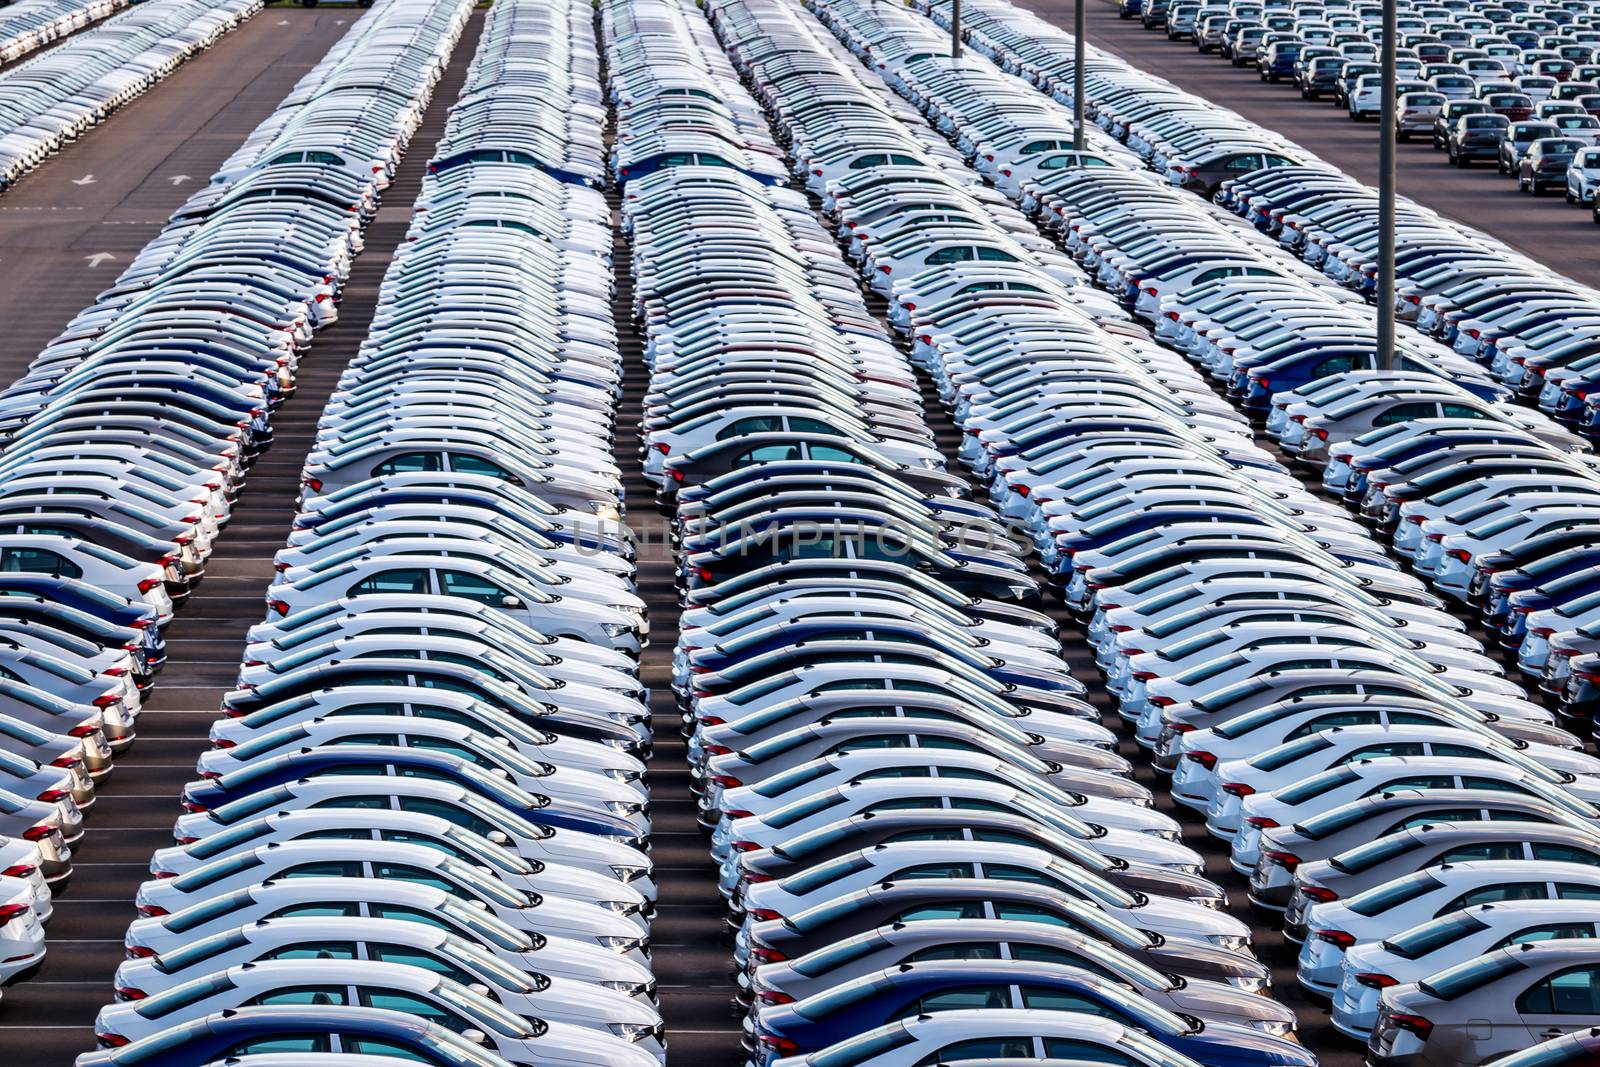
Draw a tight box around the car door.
[1515,962,1600,1045]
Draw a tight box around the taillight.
[303,477,323,493]
[21,825,53,842]
[96,1034,130,1049]
[36,790,69,803]
[137,577,162,594]
[1245,816,1279,829]
[1,865,35,879]
[1356,972,1398,989]
[1388,1012,1433,1040]
[268,600,290,616]
[1186,751,1217,770]
[757,1036,799,1055]
[115,987,146,1001]
[747,908,781,922]
[1263,850,1301,871]
[757,990,795,1005]
[1300,885,1338,903]
[0,903,29,926]
[750,945,788,963]
[709,775,741,789]
[1315,928,1356,949]
[125,945,156,959]
[136,904,169,917]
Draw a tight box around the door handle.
[1542,1029,1568,1040]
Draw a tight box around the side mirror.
[500,595,523,609]
[461,1029,489,1045]
[486,830,512,846]
[468,983,492,997]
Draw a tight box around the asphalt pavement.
[0,5,358,386]
[1028,0,1600,288]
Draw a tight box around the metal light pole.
[1376,0,1396,370]
[951,0,960,58]
[1074,0,1085,149]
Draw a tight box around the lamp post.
[951,0,960,58]
[1376,0,1396,370]
[1074,0,1085,149]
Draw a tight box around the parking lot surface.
[0,6,354,385]
[1036,0,1600,286]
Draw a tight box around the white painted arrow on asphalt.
[168,174,191,186]
[84,252,115,268]
[71,174,95,186]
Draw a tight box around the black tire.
[1568,188,1577,203]
[1458,155,1469,168]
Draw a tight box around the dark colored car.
[1299,55,1344,98]
[1257,41,1303,82]
[1448,113,1511,165]
[1520,136,1585,191]
[750,962,1314,1067]
[1174,149,1300,196]
[1499,120,1563,173]
[1433,100,1491,147]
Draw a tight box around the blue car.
[0,574,164,667]
[1339,429,1534,505]
[78,1005,510,1065]
[750,960,1315,1067]
[1488,548,1600,630]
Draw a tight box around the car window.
[345,1037,438,1064]
[1442,882,1549,912]
[918,1038,1033,1064]
[1494,923,1598,950]
[374,452,444,476]
[1438,842,1525,862]
[438,571,509,606]
[250,985,347,1007]
[359,988,460,1030]
[354,569,430,596]
[0,548,81,579]
[1043,1039,1142,1066]
[1517,965,1600,1014]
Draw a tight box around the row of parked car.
[605,0,1332,1062]
[755,0,1600,1063]
[945,0,1600,447]
[0,0,125,66]
[56,0,671,1063]
[0,0,258,192]
[1134,0,1600,218]
[0,0,375,1014]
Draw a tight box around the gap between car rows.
[1039,0,1600,286]
[601,59,753,1061]
[0,8,483,1061]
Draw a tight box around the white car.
[1568,146,1600,202]
[92,959,661,1067]
[121,877,653,994]
[1296,860,1600,996]
[1332,899,1600,1037]
[110,917,664,1059]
